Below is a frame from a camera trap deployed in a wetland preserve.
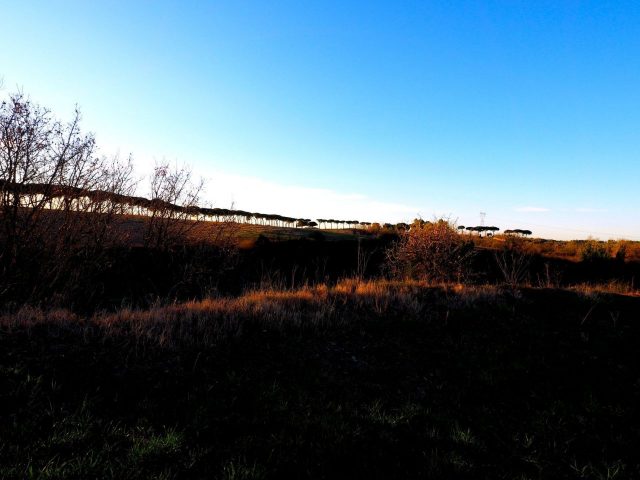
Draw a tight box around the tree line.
[0,175,381,230]
[0,92,379,232]
[2,92,535,239]
[1,91,548,309]
[457,226,533,237]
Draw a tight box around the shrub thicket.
[0,93,135,305]
[580,239,610,262]
[385,219,475,283]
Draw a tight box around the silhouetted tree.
[0,91,135,303]
[144,161,204,249]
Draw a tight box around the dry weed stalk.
[494,237,531,288]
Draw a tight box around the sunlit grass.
[2,279,639,479]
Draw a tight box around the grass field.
[2,280,639,479]
[114,215,363,248]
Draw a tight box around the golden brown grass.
[2,278,637,350]
[473,235,640,262]
[0,280,506,346]
[568,280,640,297]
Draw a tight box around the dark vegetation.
[2,93,640,478]
[2,284,640,478]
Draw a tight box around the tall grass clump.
[494,236,532,288]
[580,239,610,262]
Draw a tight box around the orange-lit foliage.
[469,235,640,262]
[2,278,637,348]
[386,219,475,282]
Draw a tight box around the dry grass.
[473,235,640,262]
[2,278,637,350]
[0,280,502,347]
[3,278,640,479]
[568,280,640,297]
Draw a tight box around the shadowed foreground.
[1,281,639,479]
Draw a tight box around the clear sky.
[2,1,639,239]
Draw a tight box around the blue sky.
[2,1,639,239]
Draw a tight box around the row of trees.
[0,95,373,235]
[457,226,533,237]
[316,219,370,229]
[504,229,533,237]
[1,91,398,304]
[0,174,378,233]
[1,90,534,257]
[0,93,528,239]
[457,225,500,236]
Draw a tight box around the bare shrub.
[144,161,204,250]
[355,236,374,280]
[144,162,241,299]
[0,92,135,304]
[536,261,562,288]
[385,219,475,283]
